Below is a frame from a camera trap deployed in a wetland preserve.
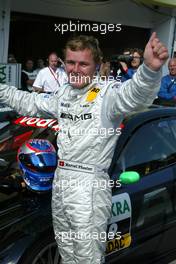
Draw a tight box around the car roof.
[122,105,176,130]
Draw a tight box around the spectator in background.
[121,48,143,82]
[33,52,68,93]
[117,48,132,77]
[99,59,111,80]
[8,54,17,63]
[21,59,38,92]
[110,48,132,80]
[36,58,45,73]
[155,58,176,106]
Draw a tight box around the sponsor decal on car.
[13,116,59,131]
[110,193,131,223]
[106,233,131,254]
[106,192,132,255]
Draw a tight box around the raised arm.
[0,84,58,118]
[104,32,169,119]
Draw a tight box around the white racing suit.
[0,63,161,263]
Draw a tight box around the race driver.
[0,32,168,264]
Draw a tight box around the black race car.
[1,107,176,264]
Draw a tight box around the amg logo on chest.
[60,112,92,121]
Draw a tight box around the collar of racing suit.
[66,81,98,99]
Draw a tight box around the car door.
[157,118,176,261]
[106,118,176,264]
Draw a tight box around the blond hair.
[64,35,102,64]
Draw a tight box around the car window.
[169,119,176,140]
[116,119,176,176]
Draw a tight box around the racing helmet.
[17,139,57,191]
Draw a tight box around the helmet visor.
[19,152,57,173]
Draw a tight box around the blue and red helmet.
[17,139,57,191]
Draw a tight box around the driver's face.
[65,48,97,89]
